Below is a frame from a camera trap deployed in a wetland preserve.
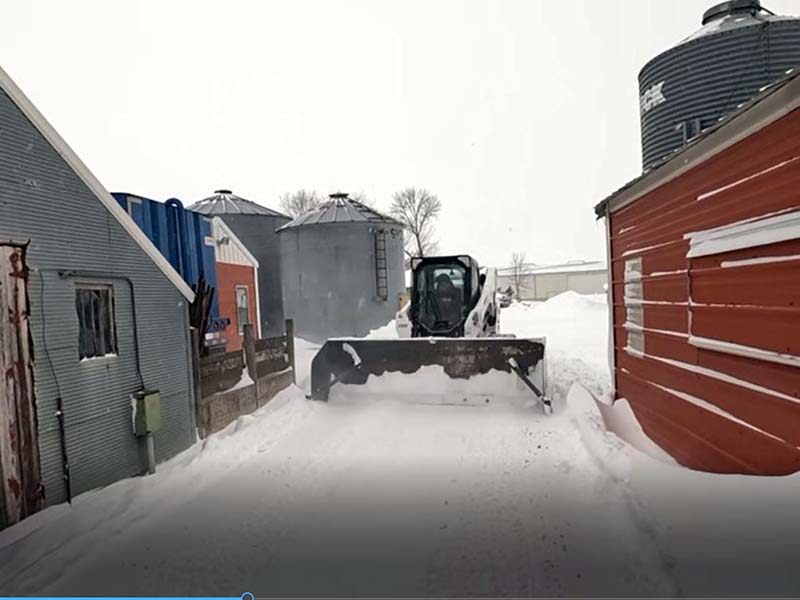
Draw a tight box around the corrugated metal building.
[277,194,405,341]
[595,69,800,475]
[211,217,260,351]
[0,66,197,527]
[189,190,290,338]
[496,261,607,301]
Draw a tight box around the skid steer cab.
[396,255,498,338]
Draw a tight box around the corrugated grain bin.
[277,193,405,342]
[639,0,800,170]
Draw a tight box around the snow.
[4,292,800,597]
[686,209,800,258]
[696,155,800,201]
[340,342,362,366]
[219,364,255,393]
[689,334,800,368]
[721,253,800,268]
[364,319,399,339]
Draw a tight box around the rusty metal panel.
[0,244,42,527]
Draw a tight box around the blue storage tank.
[112,192,228,338]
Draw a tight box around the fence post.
[285,318,296,384]
[243,323,259,407]
[190,327,206,439]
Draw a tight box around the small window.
[75,284,117,360]
[236,286,250,333]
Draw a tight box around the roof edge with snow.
[0,65,195,301]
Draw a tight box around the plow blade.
[309,337,549,411]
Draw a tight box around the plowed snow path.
[4,294,800,597]
[0,390,676,597]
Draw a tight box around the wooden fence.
[192,320,296,438]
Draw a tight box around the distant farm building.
[496,261,607,301]
[190,190,290,337]
[277,193,405,341]
[596,69,800,475]
[210,217,260,351]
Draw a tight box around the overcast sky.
[3,0,799,267]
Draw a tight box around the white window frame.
[235,285,250,334]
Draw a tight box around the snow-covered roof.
[277,193,402,231]
[190,190,289,218]
[674,12,795,47]
[496,260,607,277]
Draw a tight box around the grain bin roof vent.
[702,0,763,24]
[189,190,289,218]
[277,192,403,231]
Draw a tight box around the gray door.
[0,244,42,529]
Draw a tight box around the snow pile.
[501,291,610,405]
[365,319,399,339]
[332,364,543,410]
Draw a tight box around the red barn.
[595,70,800,475]
[211,217,260,351]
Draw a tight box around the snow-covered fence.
[194,320,295,437]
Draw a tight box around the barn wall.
[216,262,258,351]
[0,87,196,505]
[607,106,800,475]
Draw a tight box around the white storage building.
[496,260,607,301]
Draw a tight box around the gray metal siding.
[217,214,290,337]
[279,223,405,342]
[0,88,195,505]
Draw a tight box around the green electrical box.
[132,389,161,436]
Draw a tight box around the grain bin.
[277,193,405,341]
[189,190,291,337]
[639,0,800,170]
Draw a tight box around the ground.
[2,293,800,597]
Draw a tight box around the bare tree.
[389,187,442,258]
[279,189,324,218]
[510,252,527,299]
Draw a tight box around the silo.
[189,190,291,337]
[639,0,800,170]
[277,193,406,342]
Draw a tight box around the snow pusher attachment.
[309,338,550,413]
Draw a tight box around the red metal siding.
[608,107,800,475]
[216,262,259,352]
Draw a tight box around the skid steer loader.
[308,255,550,412]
